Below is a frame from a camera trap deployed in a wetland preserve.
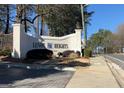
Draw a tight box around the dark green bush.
[84,48,92,58]
[0,49,11,56]
[26,49,53,59]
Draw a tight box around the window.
[47,43,52,48]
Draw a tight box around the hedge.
[84,47,92,58]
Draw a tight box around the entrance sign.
[12,24,82,59]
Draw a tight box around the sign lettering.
[33,42,45,48]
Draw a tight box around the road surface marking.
[106,55,124,63]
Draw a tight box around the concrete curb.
[105,58,124,88]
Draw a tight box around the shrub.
[26,49,53,59]
[84,47,92,58]
[57,52,63,57]
[62,50,74,57]
[0,49,11,56]
[68,52,78,58]
[76,51,81,57]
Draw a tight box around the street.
[105,54,124,70]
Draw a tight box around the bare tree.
[116,24,124,52]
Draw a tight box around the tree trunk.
[23,5,27,32]
[40,15,44,35]
[16,5,23,23]
[5,5,9,34]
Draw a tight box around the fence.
[0,34,13,50]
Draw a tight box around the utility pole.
[81,4,87,48]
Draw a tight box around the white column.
[11,24,23,59]
[75,29,82,54]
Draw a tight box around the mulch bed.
[0,56,90,67]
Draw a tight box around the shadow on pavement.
[0,66,63,84]
[0,56,40,63]
[0,57,90,85]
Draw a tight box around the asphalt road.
[105,54,124,70]
[0,63,74,88]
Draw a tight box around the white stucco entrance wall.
[12,23,82,59]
